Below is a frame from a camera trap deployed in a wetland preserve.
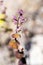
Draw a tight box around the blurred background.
[0,0,43,65]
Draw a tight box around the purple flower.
[13,16,18,24]
[13,16,18,21]
[18,9,24,16]
[20,16,25,23]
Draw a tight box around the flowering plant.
[13,9,27,33]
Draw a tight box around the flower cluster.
[13,9,26,24]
